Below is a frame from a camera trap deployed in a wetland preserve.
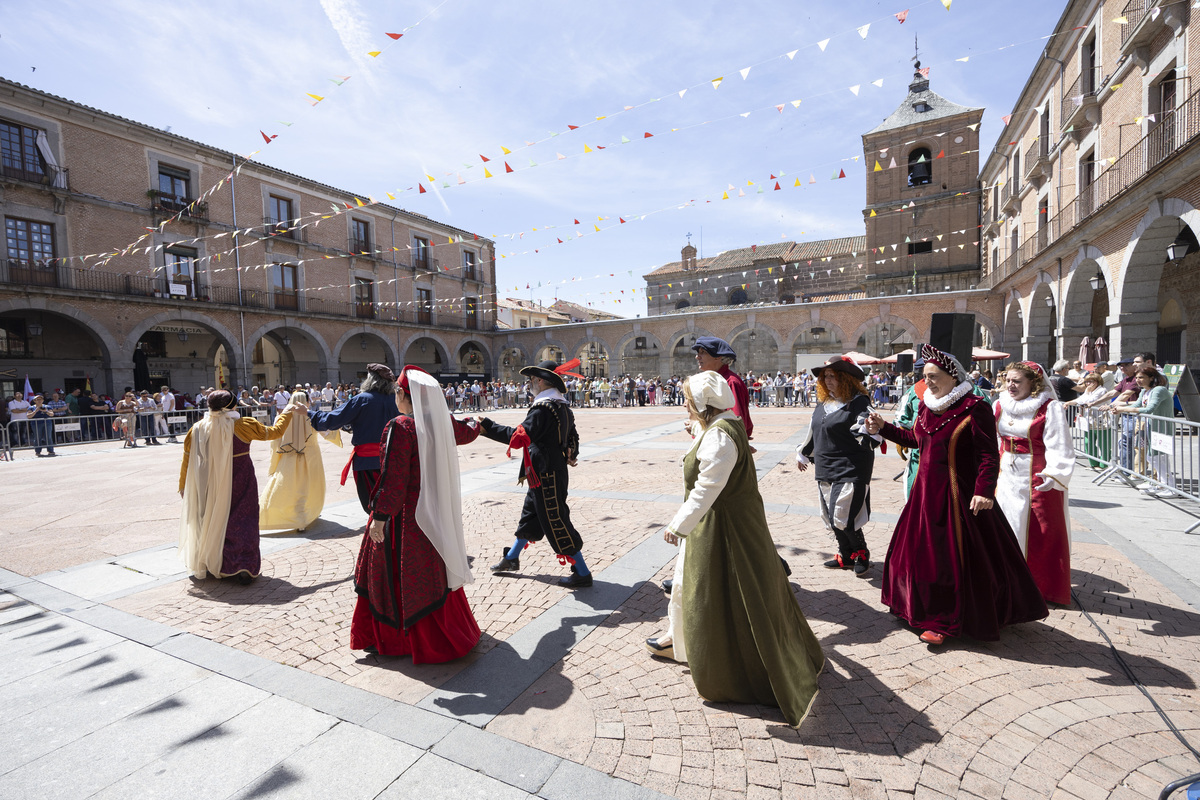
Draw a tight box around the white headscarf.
[179,409,240,578]
[407,369,473,591]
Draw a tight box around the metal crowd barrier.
[1064,404,1200,532]
[2,409,206,458]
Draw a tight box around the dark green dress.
[680,418,825,727]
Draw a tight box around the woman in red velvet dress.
[352,366,482,663]
[866,345,1047,646]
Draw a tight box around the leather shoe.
[919,630,946,645]
[662,578,673,594]
[491,551,520,572]
[558,571,593,588]
[823,555,852,569]
[645,638,675,660]
[853,551,871,576]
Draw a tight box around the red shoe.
[919,630,946,645]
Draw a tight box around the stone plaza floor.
[2,406,1200,799]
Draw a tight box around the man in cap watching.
[691,336,753,440]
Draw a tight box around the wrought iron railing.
[1061,69,1103,129]
[1120,0,1154,47]
[986,84,1200,288]
[1,163,69,189]
[262,217,307,242]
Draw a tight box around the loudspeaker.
[929,313,975,371]
[895,353,914,374]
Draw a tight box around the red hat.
[397,365,430,392]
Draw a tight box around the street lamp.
[27,322,43,337]
[1089,271,1105,291]
[1044,295,1055,308]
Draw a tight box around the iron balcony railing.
[262,217,307,242]
[1061,69,1103,130]
[0,260,416,325]
[1120,0,1154,47]
[1,162,69,189]
[986,84,1200,288]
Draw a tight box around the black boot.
[491,550,520,573]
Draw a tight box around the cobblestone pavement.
[5,406,1200,798]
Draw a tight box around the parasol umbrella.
[1094,336,1108,363]
[839,350,884,365]
[971,346,1011,361]
[1078,337,1091,366]
[878,347,915,364]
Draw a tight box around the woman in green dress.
[660,371,824,728]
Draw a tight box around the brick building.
[981,0,1200,368]
[1,78,497,398]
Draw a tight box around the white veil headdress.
[407,369,473,590]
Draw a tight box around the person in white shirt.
[321,382,335,405]
[273,386,291,414]
[138,390,162,445]
[8,392,31,446]
[160,385,178,442]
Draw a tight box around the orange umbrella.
[840,351,884,365]
[972,347,1010,361]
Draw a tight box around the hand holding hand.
[969,495,993,515]
[368,519,386,543]
[865,412,886,435]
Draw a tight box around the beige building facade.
[1,78,497,398]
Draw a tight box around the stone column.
[1106,311,1160,362]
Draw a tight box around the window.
[0,120,45,183]
[5,217,56,287]
[465,297,478,329]
[165,246,199,298]
[273,263,298,310]
[907,148,932,187]
[728,288,748,305]
[913,101,932,113]
[1082,34,1098,95]
[1079,149,1097,213]
[675,299,691,309]
[1011,150,1021,194]
[519,319,528,328]
[267,195,294,237]
[355,278,374,319]
[463,250,477,280]
[351,219,370,253]
[413,236,431,269]
[157,166,191,210]
[991,246,999,273]
[533,320,542,327]
[0,318,28,357]
[416,287,432,324]
[907,240,933,255]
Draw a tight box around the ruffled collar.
[996,388,1054,419]
[923,380,975,413]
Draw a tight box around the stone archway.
[0,303,117,396]
[1025,274,1058,367]
[572,338,613,379]
[789,322,847,368]
[615,331,665,379]
[401,334,450,376]
[1061,246,1113,365]
[851,316,917,358]
[727,321,783,375]
[496,343,530,382]
[456,339,491,376]
[664,326,718,377]
[127,310,244,394]
[245,320,332,390]
[335,330,398,385]
[1111,197,1200,361]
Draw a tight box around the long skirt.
[221,454,262,577]
[350,589,480,663]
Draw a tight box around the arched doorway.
[457,341,489,377]
[498,346,527,382]
[620,335,659,378]
[535,344,563,364]
[856,322,913,357]
[0,309,112,398]
[402,336,447,376]
[137,323,232,392]
[337,332,393,385]
[250,325,328,389]
[576,341,610,378]
[1026,282,1057,368]
[729,328,778,375]
[792,326,843,367]
[668,334,697,377]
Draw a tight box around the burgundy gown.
[351,415,482,663]
[880,393,1048,641]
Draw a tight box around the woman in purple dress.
[178,390,294,584]
[865,345,1047,646]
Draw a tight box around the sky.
[0,0,1067,317]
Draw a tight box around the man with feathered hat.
[478,359,592,588]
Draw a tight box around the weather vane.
[913,35,921,70]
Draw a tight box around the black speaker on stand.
[895,353,914,374]
[929,313,975,372]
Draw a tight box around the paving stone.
[377,753,535,800]
[432,723,561,793]
[539,758,674,800]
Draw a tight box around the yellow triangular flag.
[711,77,724,89]
[584,144,593,153]
[874,161,883,172]
[869,209,877,217]
[367,51,381,57]
[484,168,493,178]
[793,178,801,187]
[355,197,364,206]
[501,146,512,154]
[386,192,396,200]
[594,224,601,232]
[941,0,951,8]
[722,191,730,199]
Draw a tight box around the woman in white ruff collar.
[993,362,1074,606]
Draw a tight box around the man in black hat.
[691,336,753,439]
[479,359,592,588]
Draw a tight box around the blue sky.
[0,0,1065,316]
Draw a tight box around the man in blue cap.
[691,336,753,440]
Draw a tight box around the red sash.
[340,442,382,485]
[505,424,541,488]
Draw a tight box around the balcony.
[1,163,69,190]
[1061,69,1102,134]
[150,191,209,222]
[262,217,307,242]
[983,83,1200,289]
[1000,182,1019,215]
[1120,0,1187,63]
[355,302,375,319]
[349,237,373,256]
[1024,138,1053,186]
[273,291,299,311]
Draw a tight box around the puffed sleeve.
[667,426,738,537]
[970,402,1000,498]
[452,417,481,445]
[234,410,292,442]
[1036,401,1074,490]
[369,420,414,522]
[178,426,194,493]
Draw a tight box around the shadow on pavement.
[1071,570,1200,638]
[185,575,350,606]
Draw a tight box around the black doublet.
[481,399,583,556]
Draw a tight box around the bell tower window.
[907,148,932,187]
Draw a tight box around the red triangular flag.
[418,184,427,193]
[774,182,781,190]
[260,131,276,143]
[895,9,909,23]
[480,154,490,162]
[386,32,403,40]
[619,218,626,223]
[557,238,563,243]
[505,162,514,173]
[769,174,776,179]
[644,132,653,138]
[935,150,945,158]
[568,124,579,130]
[838,169,846,178]
[596,145,605,149]
[574,219,580,224]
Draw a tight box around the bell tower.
[862,40,984,297]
